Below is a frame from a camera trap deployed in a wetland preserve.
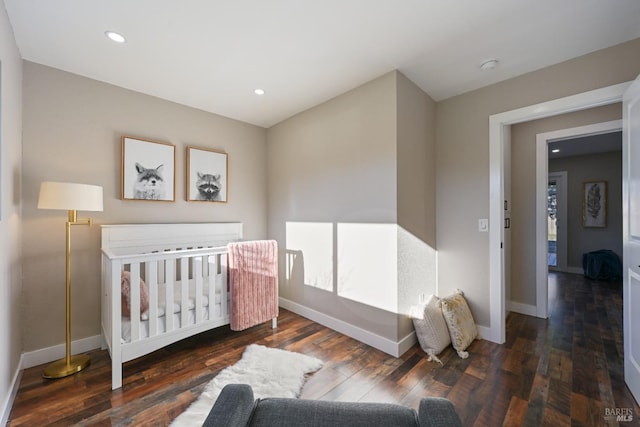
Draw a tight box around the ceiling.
[4,1,640,128]
[548,131,622,159]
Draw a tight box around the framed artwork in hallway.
[582,180,606,227]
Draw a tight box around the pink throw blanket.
[227,240,279,331]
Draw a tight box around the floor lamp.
[38,181,103,379]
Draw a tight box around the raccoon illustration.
[195,172,222,201]
[133,163,166,200]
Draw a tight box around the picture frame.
[582,180,607,227]
[121,136,176,201]
[186,146,228,202]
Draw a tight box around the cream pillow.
[410,295,450,365]
[439,289,477,359]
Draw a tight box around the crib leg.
[272,318,277,329]
[112,362,122,390]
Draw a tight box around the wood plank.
[500,396,528,427]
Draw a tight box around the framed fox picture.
[121,136,176,201]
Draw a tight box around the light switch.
[478,218,489,232]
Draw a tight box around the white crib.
[101,222,242,390]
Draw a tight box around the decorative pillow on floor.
[121,270,150,318]
[439,289,477,359]
[410,295,450,365]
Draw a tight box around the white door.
[623,73,640,403]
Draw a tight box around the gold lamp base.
[42,354,91,379]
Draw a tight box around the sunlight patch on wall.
[337,223,397,312]
[397,226,438,316]
[285,222,333,291]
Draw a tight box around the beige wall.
[267,71,399,340]
[21,62,268,352]
[396,73,436,338]
[550,150,622,269]
[510,105,621,306]
[267,71,436,345]
[436,38,640,327]
[0,0,23,419]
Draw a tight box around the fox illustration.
[133,163,166,200]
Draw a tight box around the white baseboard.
[1,354,24,426]
[476,325,492,342]
[509,301,538,317]
[21,335,103,370]
[398,330,418,356]
[550,266,583,275]
[279,297,415,357]
[3,336,102,422]
[565,266,584,275]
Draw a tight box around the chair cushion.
[248,398,419,427]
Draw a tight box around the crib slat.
[147,261,158,337]
[208,255,216,321]
[221,253,228,319]
[158,258,165,284]
[130,263,141,342]
[180,257,189,327]
[165,260,175,332]
[194,256,203,323]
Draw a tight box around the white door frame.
[487,82,630,344]
[535,120,622,319]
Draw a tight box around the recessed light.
[105,31,126,43]
[254,89,265,96]
[479,59,499,71]
[552,149,560,153]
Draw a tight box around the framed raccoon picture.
[121,136,176,201]
[186,146,228,203]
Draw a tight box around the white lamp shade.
[38,182,104,212]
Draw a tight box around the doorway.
[488,82,630,343]
[534,120,622,319]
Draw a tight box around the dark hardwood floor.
[8,272,639,426]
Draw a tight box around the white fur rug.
[170,344,323,426]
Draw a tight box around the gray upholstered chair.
[203,384,463,427]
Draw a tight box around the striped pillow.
[410,295,450,364]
